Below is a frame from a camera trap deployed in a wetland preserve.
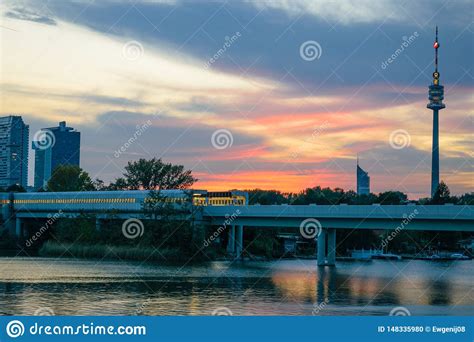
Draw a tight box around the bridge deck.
[202,205,474,231]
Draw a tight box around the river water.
[0,257,472,316]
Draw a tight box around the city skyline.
[1,1,472,198]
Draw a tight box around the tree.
[352,192,378,205]
[430,181,452,204]
[375,191,408,205]
[93,179,106,191]
[292,186,356,205]
[107,178,128,190]
[143,190,191,220]
[112,158,197,190]
[458,192,474,205]
[47,165,95,192]
[247,189,289,205]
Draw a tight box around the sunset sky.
[1,0,472,198]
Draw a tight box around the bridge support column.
[317,229,336,266]
[15,218,23,238]
[5,217,15,237]
[226,225,235,255]
[326,229,336,266]
[235,225,243,260]
[317,229,327,266]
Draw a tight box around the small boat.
[415,253,472,261]
[450,253,470,260]
[372,253,402,260]
[351,249,402,261]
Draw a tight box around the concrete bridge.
[1,191,473,266]
[203,204,474,265]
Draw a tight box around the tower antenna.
[434,26,439,73]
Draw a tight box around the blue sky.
[1,0,473,197]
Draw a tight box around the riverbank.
[38,241,203,262]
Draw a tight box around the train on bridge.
[0,189,248,213]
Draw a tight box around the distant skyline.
[1,1,472,198]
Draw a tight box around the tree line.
[1,157,471,206]
[1,157,471,259]
[246,182,473,206]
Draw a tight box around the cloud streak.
[0,1,472,198]
[4,7,57,25]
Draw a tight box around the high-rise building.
[0,116,29,188]
[33,121,80,189]
[356,158,370,195]
[427,27,445,198]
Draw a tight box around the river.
[0,257,472,316]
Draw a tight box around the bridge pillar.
[15,218,23,238]
[235,225,244,260]
[317,229,327,266]
[326,229,336,266]
[5,217,15,237]
[226,225,235,255]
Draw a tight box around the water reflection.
[0,258,472,316]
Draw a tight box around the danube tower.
[427,26,445,197]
